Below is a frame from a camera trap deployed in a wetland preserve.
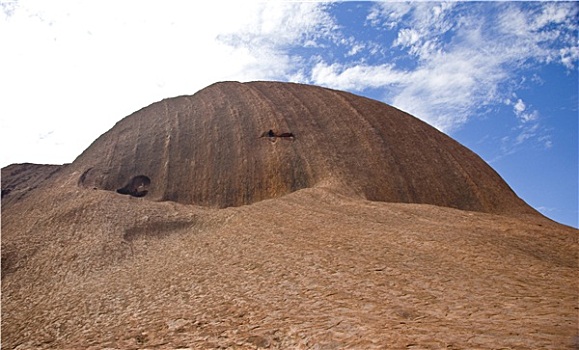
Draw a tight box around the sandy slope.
[2,185,577,349]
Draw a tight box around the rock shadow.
[123,220,194,241]
[117,175,151,197]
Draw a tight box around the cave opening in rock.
[116,175,151,197]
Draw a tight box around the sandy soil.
[2,185,577,349]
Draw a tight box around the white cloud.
[0,1,335,166]
[496,2,578,67]
[560,46,579,70]
[519,111,539,124]
[539,135,553,149]
[393,28,420,48]
[374,2,457,60]
[310,61,408,91]
[532,2,577,31]
[1,2,576,167]
[514,99,526,114]
[500,96,547,155]
[515,123,539,145]
[309,2,577,133]
[310,36,508,131]
[392,45,511,131]
[367,2,413,28]
[510,97,539,123]
[217,2,336,49]
[346,43,365,57]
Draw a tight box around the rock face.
[2,81,576,350]
[65,81,533,214]
[0,163,63,204]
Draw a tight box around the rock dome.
[68,81,532,214]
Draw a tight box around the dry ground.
[2,185,577,349]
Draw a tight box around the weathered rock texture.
[1,81,577,350]
[66,81,532,214]
[0,163,62,205]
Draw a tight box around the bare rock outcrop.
[64,81,533,214]
[1,163,64,205]
[2,81,575,350]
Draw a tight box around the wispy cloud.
[0,1,334,166]
[511,98,539,125]
[0,1,576,167]
[307,2,577,136]
[501,95,551,155]
[309,62,408,91]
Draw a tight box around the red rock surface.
[1,163,63,205]
[1,81,577,349]
[65,81,534,214]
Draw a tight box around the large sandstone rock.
[60,81,534,214]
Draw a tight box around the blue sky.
[1,1,577,227]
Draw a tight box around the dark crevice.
[117,175,151,197]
